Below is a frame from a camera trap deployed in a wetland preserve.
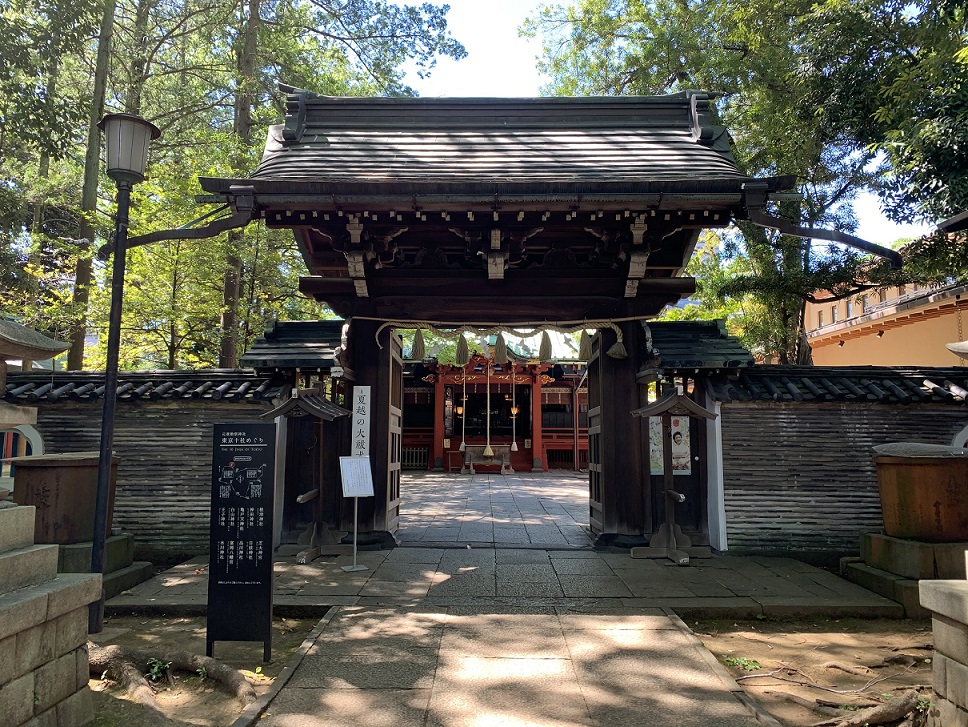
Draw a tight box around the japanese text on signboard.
[351,386,371,457]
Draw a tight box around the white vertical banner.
[351,386,371,457]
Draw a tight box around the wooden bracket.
[624,250,651,297]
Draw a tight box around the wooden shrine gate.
[140,90,900,548]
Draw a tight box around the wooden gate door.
[386,333,403,532]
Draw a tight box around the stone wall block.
[0,633,17,686]
[932,696,968,727]
[15,621,54,678]
[55,607,88,658]
[947,654,968,711]
[56,687,93,727]
[44,573,101,620]
[0,588,48,643]
[22,706,57,727]
[0,672,35,726]
[75,643,90,692]
[937,653,951,699]
[0,544,59,593]
[921,581,968,623]
[935,615,968,665]
[33,651,77,714]
[0,507,37,555]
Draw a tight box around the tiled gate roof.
[3,370,284,404]
[710,365,968,405]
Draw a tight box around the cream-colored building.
[805,282,968,366]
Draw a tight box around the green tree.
[794,0,968,223]
[2,0,465,370]
[523,0,962,362]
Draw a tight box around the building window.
[846,300,854,318]
[818,310,824,327]
[862,295,870,313]
[831,305,839,323]
[879,288,888,303]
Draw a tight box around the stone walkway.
[257,606,764,727]
[396,471,591,548]
[104,472,904,726]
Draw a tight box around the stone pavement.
[104,472,904,726]
[254,606,767,727]
[395,471,592,548]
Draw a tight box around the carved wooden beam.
[624,250,651,297]
[343,251,368,297]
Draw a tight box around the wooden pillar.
[345,318,397,546]
[531,369,545,471]
[594,321,649,542]
[431,373,445,470]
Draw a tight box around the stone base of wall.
[845,534,968,618]
[921,581,968,727]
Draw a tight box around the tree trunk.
[68,0,117,370]
[219,240,242,367]
[219,0,260,368]
[126,0,152,114]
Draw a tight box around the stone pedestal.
[0,505,101,727]
[844,533,968,618]
[920,581,968,726]
[57,534,153,600]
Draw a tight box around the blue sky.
[400,0,933,245]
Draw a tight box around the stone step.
[0,506,37,556]
[0,544,59,593]
[844,561,927,618]
[57,534,135,574]
[103,562,154,600]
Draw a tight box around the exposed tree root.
[891,643,932,653]
[763,690,845,717]
[88,642,257,708]
[822,661,873,676]
[811,689,919,727]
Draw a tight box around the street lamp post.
[89,113,160,633]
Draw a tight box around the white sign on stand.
[339,456,374,572]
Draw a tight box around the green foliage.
[793,1,968,223]
[1,0,465,369]
[145,657,171,682]
[525,0,967,361]
[0,0,100,159]
[723,656,761,671]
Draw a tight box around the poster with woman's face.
[649,417,691,475]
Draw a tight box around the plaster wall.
[811,310,965,367]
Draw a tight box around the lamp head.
[98,113,161,184]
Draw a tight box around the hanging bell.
[411,328,426,360]
[538,330,553,362]
[494,332,509,364]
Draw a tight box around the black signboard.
[206,422,276,661]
